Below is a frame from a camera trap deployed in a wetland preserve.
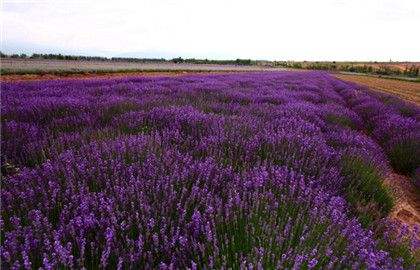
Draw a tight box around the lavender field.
[1,72,419,269]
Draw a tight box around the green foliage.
[341,156,394,227]
[212,199,347,269]
[388,139,420,175]
[325,114,356,129]
[292,62,302,69]
[2,51,418,78]
[171,57,184,63]
[235,58,252,65]
[387,243,416,268]
[398,106,417,118]
[413,169,420,191]
[403,65,419,77]
[2,52,256,66]
[99,102,140,124]
[273,60,419,78]
[375,226,418,269]
[120,124,150,135]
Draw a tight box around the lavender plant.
[1,72,418,269]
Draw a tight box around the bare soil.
[384,173,420,235]
[336,74,420,104]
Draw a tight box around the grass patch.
[99,101,140,124]
[385,243,416,268]
[375,224,418,269]
[388,139,420,175]
[325,113,356,129]
[398,106,417,118]
[211,200,347,269]
[341,156,394,227]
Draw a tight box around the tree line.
[1,52,417,77]
[0,52,253,65]
[274,61,419,78]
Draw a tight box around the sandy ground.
[336,74,420,104]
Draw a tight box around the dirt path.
[335,74,420,104]
[384,173,420,235]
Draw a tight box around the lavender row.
[1,72,419,268]
[329,77,420,175]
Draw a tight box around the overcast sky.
[1,0,419,61]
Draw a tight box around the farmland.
[275,61,420,78]
[335,73,420,104]
[0,58,284,75]
[0,58,292,83]
[1,71,419,268]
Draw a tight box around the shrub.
[341,156,394,227]
[325,113,356,129]
[375,222,419,269]
[414,168,420,189]
[1,71,416,269]
[388,136,420,175]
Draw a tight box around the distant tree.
[235,59,251,65]
[404,65,419,77]
[292,62,302,69]
[172,57,184,63]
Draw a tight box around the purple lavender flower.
[1,72,417,269]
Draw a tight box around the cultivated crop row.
[1,72,419,269]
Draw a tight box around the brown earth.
[384,173,420,261]
[337,73,420,248]
[336,74,420,104]
[384,173,420,242]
